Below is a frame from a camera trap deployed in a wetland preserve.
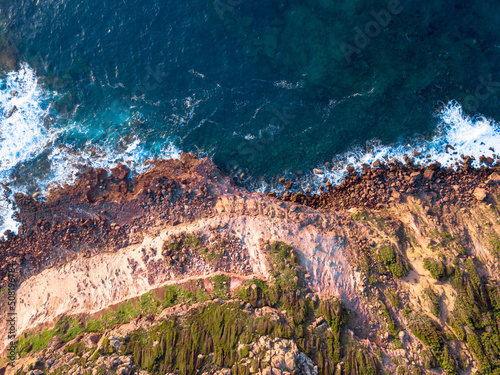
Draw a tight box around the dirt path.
[2,210,355,353]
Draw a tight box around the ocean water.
[1,0,500,232]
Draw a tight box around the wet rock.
[284,181,294,190]
[111,164,130,180]
[6,105,17,118]
[313,169,324,175]
[412,151,421,157]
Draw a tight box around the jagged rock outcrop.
[3,153,500,374]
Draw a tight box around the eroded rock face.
[4,153,500,374]
[0,155,234,289]
[233,336,318,375]
[6,318,317,375]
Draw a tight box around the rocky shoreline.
[0,154,228,288]
[3,153,500,374]
[2,152,500,289]
[274,155,500,210]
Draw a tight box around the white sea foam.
[260,101,500,193]
[43,139,181,193]
[1,66,499,235]
[0,65,182,235]
[0,64,50,174]
[0,64,52,234]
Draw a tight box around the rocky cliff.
[2,153,500,375]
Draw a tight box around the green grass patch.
[386,290,400,308]
[352,210,369,221]
[406,312,456,374]
[490,233,500,259]
[18,315,85,357]
[423,258,446,280]
[423,287,441,317]
[211,275,231,299]
[376,245,409,278]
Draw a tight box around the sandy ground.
[2,209,355,353]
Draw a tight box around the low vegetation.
[376,245,409,278]
[423,287,441,317]
[423,257,447,281]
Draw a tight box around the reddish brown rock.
[474,187,487,202]
[410,171,422,182]
[487,172,500,185]
[110,164,130,180]
[423,168,435,180]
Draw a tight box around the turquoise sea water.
[1,0,500,230]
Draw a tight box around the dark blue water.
[1,0,500,230]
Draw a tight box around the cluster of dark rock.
[3,152,500,289]
[272,156,500,210]
[0,154,227,288]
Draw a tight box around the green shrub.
[318,299,343,363]
[352,211,369,221]
[184,234,202,248]
[211,275,231,299]
[490,234,500,259]
[407,312,443,349]
[423,258,446,280]
[377,246,409,278]
[406,312,456,373]
[344,348,379,375]
[423,287,441,317]
[141,291,162,316]
[18,316,84,357]
[380,304,398,337]
[386,290,400,308]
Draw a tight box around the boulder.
[410,171,422,182]
[84,333,102,348]
[486,172,500,185]
[423,168,435,180]
[474,187,487,202]
[110,164,130,180]
[47,336,64,351]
